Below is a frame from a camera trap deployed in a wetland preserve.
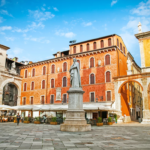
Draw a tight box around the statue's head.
[73,58,77,62]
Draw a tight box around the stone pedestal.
[60,88,91,132]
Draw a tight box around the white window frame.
[30,96,34,105]
[62,76,67,87]
[50,78,55,88]
[106,90,112,101]
[90,92,95,102]
[50,94,54,104]
[24,69,28,78]
[42,66,46,75]
[41,80,46,89]
[104,54,111,65]
[62,62,67,72]
[51,64,55,74]
[89,73,96,84]
[105,70,111,83]
[30,81,34,90]
[40,95,45,104]
[89,57,95,68]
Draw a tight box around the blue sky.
[0,0,150,67]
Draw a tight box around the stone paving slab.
[0,123,150,150]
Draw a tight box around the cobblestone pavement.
[0,123,150,150]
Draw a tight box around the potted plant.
[24,117,30,123]
[97,117,103,126]
[107,117,113,125]
[14,117,17,123]
[114,114,117,124]
[50,117,57,125]
[34,117,41,124]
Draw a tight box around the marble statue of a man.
[69,58,81,88]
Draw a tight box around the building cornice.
[20,46,118,69]
[0,44,10,50]
[135,31,150,39]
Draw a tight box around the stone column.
[0,90,2,105]
[60,88,91,132]
[141,78,150,124]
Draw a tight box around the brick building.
[20,34,128,119]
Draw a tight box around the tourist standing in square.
[17,113,21,125]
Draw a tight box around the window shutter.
[63,94,67,103]
[52,65,55,73]
[93,42,96,50]
[63,62,67,72]
[77,60,80,69]
[51,95,54,104]
[120,43,122,50]
[32,69,35,77]
[106,71,111,82]
[91,93,94,102]
[107,91,111,101]
[90,58,94,68]
[90,74,94,84]
[108,38,111,46]
[43,66,46,75]
[63,77,66,87]
[101,40,104,48]
[23,97,26,105]
[51,79,54,88]
[25,70,27,78]
[42,80,45,89]
[74,46,76,54]
[31,82,34,90]
[24,83,27,91]
[31,97,33,104]
[117,39,119,47]
[80,45,83,52]
[87,44,89,51]
[105,55,110,65]
[123,47,125,54]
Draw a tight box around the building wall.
[143,39,150,67]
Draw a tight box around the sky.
[0,0,150,67]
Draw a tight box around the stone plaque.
[56,88,61,101]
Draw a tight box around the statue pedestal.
[60,88,91,132]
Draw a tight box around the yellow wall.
[143,39,150,67]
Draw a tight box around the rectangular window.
[90,92,94,102]
[107,91,111,101]
[41,96,44,104]
[63,94,67,103]
[23,97,26,105]
[24,83,27,91]
[50,95,54,104]
[80,45,83,52]
[31,97,33,105]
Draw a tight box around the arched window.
[41,96,45,104]
[31,82,34,90]
[32,68,35,77]
[101,40,104,48]
[77,60,80,69]
[123,47,125,54]
[63,62,67,72]
[51,79,54,88]
[30,97,33,105]
[106,71,111,82]
[80,45,83,52]
[93,42,96,50]
[25,70,27,78]
[23,97,26,105]
[108,38,111,46]
[117,39,119,47]
[42,80,45,89]
[43,66,46,75]
[87,43,89,51]
[63,77,67,87]
[24,83,27,91]
[106,91,111,101]
[120,43,122,50]
[73,46,76,54]
[51,64,55,73]
[90,74,95,84]
[105,54,110,65]
[90,57,94,68]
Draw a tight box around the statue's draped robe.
[70,62,81,88]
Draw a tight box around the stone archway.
[0,78,21,106]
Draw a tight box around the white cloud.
[28,10,55,21]
[13,28,29,33]
[0,10,13,17]
[55,30,76,38]
[111,0,117,6]
[0,26,12,30]
[28,22,45,29]
[0,0,5,6]
[53,7,58,11]
[41,7,45,11]
[5,37,15,41]
[82,22,92,27]
[131,0,150,16]
[0,17,3,23]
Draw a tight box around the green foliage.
[97,117,102,123]
[24,117,29,121]
[114,114,117,119]
[63,117,66,121]
[108,117,112,122]
[35,117,40,121]
[51,117,57,122]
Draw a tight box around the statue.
[69,58,81,88]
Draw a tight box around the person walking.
[17,113,21,126]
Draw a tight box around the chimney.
[57,51,61,57]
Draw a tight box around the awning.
[0,105,17,110]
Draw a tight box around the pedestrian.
[43,115,47,123]
[17,113,21,126]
